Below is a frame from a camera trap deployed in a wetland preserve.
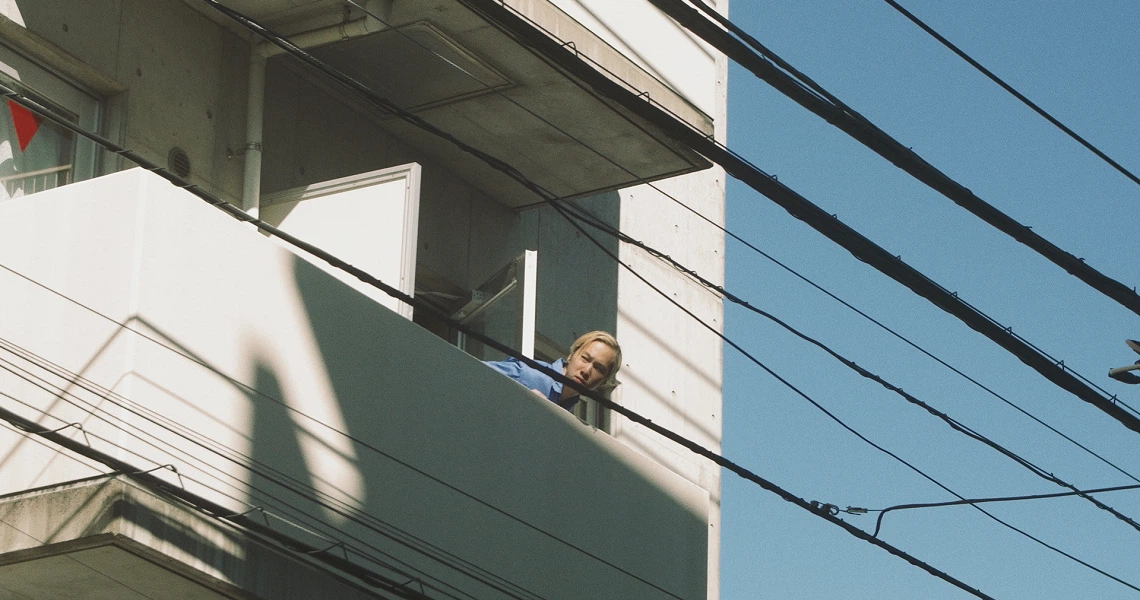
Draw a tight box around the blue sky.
[720,1,1140,598]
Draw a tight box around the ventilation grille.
[167,147,191,179]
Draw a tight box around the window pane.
[0,96,76,199]
[0,42,98,202]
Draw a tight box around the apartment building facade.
[0,1,727,598]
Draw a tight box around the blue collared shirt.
[484,357,579,412]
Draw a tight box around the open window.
[451,250,537,361]
[260,164,421,320]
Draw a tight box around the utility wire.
[0,267,657,600]
[349,0,1140,493]
[551,200,1140,596]
[657,0,1140,316]
[656,184,1140,485]
[868,483,1140,538]
[40,4,1129,594]
[0,394,430,599]
[214,0,1140,441]
[882,0,1140,189]
[0,340,537,600]
[0,74,996,600]
[11,4,1103,593]
[559,200,1140,534]
[451,0,1140,436]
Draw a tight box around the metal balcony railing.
[0,164,72,197]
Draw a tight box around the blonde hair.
[568,331,622,393]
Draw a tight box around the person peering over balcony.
[484,331,622,412]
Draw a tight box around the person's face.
[564,340,617,392]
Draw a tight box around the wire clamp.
[44,422,92,447]
[398,577,426,594]
[306,540,348,559]
[224,505,271,526]
[135,464,186,489]
[809,500,839,517]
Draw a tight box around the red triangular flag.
[8,99,41,152]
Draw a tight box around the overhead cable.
[1,75,996,600]
[344,0,1140,492]
[0,402,435,600]
[223,0,1140,442]
[559,201,1140,534]
[0,340,538,600]
[651,0,1140,317]
[445,0,1140,436]
[868,482,1140,538]
[882,0,1140,189]
[551,202,1140,595]
[0,267,659,600]
[658,187,1140,485]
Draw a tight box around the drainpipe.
[242,51,266,216]
[240,0,393,215]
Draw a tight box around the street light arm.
[1109,362,1140,384]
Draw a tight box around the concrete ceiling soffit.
[257,0,713,208]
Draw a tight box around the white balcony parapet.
[0,168,708,600]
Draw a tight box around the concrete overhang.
[195,0,713,208]
[0,476,385,600]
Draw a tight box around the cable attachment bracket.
[224,505,271,527]
[809,500,839,517]
[44,422,92,447]
[135,464,186,489]
[306,540,348,559]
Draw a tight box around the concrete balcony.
[0,169,707,599]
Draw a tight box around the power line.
[0,340,537,600]
[558,201,1140,534]
[651,0,1140,317]
[346,0,1140,501]
[882,0,1140,189]
[0,267,663,600]
[11,4,1103,593]
[866,483,1140,538]
[37,4,1132,594]
[0,81,997,600]
[0,395,430,600]
[171,6,1140,592]
[203,0,1140,442]
[654,184,1140,485]
[450,0,1140,437]
[551,201,1140,596]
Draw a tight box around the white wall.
[0,169,708,599]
